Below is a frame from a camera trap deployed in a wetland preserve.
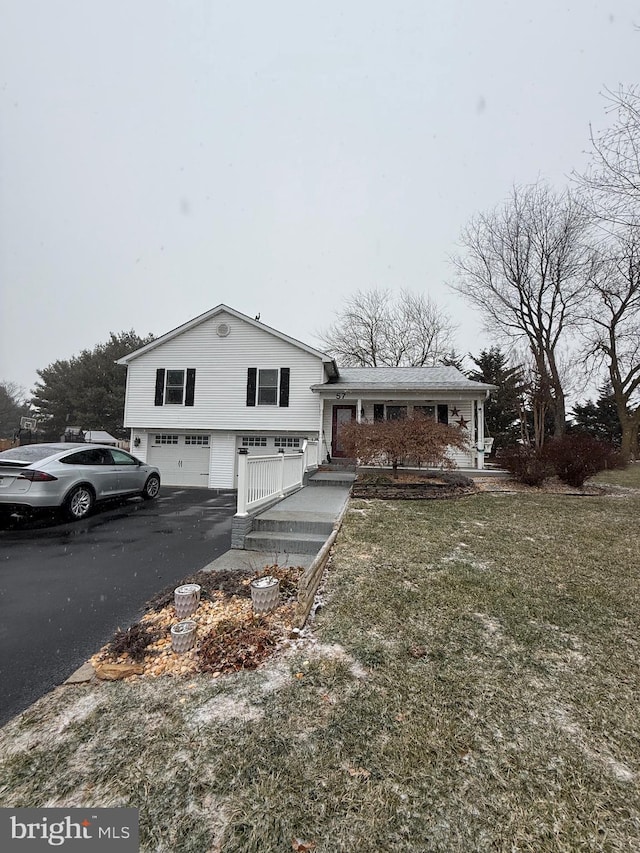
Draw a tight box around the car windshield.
[0,445,67,464]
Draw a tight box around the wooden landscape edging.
[295,498,350,628]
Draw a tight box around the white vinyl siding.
[123,311,323,431]
[210,433,237,488]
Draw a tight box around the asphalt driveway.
[0,487,236,726]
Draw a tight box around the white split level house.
[117,304,496,490]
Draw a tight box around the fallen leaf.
[346,767,371,780]
[291,839,316,852]
[408,646,428,658]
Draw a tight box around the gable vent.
[216,322,230,337]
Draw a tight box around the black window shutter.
[437,404,449,424]
[246,368,257,406]
[154,369,165,406]
[373,404,384,422]
[185,369,196,406]
[279,368,290,407]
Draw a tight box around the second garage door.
[147,434,211,487]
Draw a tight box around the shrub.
[199,616,277,674]
[545,433,624,488]
[340,415,469,477]
[255,564,303,601]
[496,444,551,486]
[144,568,254,610]
[106,620,164,662]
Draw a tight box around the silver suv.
[0,443,161,520]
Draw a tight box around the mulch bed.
[89,564,304,681]
[351,471,477,500]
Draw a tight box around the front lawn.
[1,489,638,851]
[592,460,640,488]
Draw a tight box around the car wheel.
[142,474,161,500]
[64,485,95,520]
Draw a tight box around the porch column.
[476,399,485,470]
[236,449,249,516]
[356,398,362,423]
[318,396,325,466]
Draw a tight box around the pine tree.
[467,347,524,453]
[31,331,154,439]
[571,384,623,446]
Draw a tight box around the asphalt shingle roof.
[312,366,495,392]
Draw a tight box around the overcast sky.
[1,1,638,397]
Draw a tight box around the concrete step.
[308,471,356,487]
[244,530,327,555]
[318,461,356,471]
[253,516,334,536]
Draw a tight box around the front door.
[332,405,357,458]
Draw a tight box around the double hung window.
[154,368,196,406]
[257,369,278,405]
[165,370,185,404]
[246,368,290,407]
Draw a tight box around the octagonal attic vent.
[216,322,230,337]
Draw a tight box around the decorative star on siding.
[450,406,459,416]
[457,416,469,429]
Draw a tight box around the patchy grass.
[1,491,639,851]
[592,460,640,489]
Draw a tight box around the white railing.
[236,439,318,516]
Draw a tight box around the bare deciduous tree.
[581,228,640,459]
[318,288,455,367]
[574,85,640,228]
[450,181,591,437]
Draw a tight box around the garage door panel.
[147,435,210,487]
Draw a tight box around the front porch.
[311,366,495,471]
[318,397,492,470]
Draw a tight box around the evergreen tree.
[467,347,524,453]
[439,350,467,371]
[570,384,623,446]
[31,331,154,439]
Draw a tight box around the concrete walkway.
[243,470,354,556]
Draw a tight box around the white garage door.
[147,434,211,487]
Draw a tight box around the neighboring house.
[83,430,119,446]
[117,305,496,488]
